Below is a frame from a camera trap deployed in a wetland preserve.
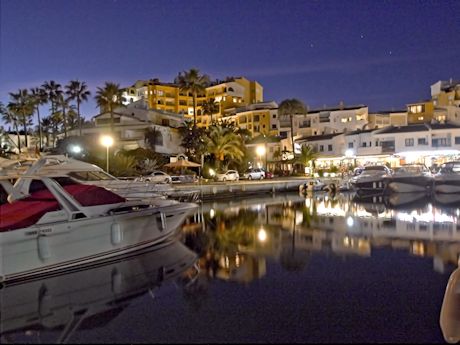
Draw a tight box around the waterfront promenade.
[171,176,341,201]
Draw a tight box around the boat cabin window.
[439,163,460,174]
[53,176,82,187]
[68,171,116,181]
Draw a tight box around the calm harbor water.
[2,191,460,343]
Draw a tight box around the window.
[161,119,170,126]
[455,137,460,145]
[432,138,450,147]
[418,138,427,145]
[418,116,424,121]
[272,124,277,129]
[409,104,424,114]
[348,143,353,148]
[272,114,277,118]
[254,115,260,122]
[362,142,367,147]
[319,145,324,152]
[328,144,332,151]
[405,138,414,146]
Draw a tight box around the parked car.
[135,170,172,184]
[215,170,239,182]
[242,168,265,180]
[262,169,274,179]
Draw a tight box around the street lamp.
[100,135,114,173]
[256,145,266,169]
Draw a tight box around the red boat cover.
[0,185,125,232]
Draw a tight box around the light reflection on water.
[3,191,460,343]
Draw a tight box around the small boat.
[0,239,199,343]
[0,174,197,283]
[349,165,392,196]
[434,161,460,194]
[383,164,433,193]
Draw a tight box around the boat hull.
[434,177,460,194]
[386,176,433,193]
[0,202,197,282]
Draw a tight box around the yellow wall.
[407,101,434,124]
[136,77,264,128]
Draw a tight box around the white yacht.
[0,173,198,283]
[349,165,392,195]
[383,164,433,193]
[434,161,460,194]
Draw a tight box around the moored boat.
[434,161,460,194]
[349,165,392,196]
[383,164,433,193]
[0,174,197,283]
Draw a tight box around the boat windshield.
[68,171,116,181]
[439,162,460,174]
[394,165,427,174]
[363,166,387,172]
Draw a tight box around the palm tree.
[295,144,317,174]
[95,82,124,133]
[176,68,210,127]
[8,89,34,148]
[56,94,70,138]
[66,80,91,136]
[201,98,219,125]
[0,101,21,151]
[30,87,47,150]
[278,99,307,156]
[206,125,244,171]
[50,112,63,147]
[40,116,53,147]
[42,80,63,116]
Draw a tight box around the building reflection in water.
[181,192,460,343]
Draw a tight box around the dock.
[171,177,342,201]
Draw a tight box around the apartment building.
[368,110,407,128]
[222,101,279,137]
[431,79,460,107]
[121,76,263,128]
[407,100,435,124]
[87,100,184,155]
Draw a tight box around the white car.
[215,170,240,182]
[136,170,172,184]
[242,168,265,180]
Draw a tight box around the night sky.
[1,0,459,123]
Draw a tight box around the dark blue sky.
[1,0,459,123]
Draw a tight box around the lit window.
[418,116,424,121]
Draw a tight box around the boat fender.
[111,223,123,245]
[38,236,51,261]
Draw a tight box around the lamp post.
[256,145,266,170]
[100,135,114,173]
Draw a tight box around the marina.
[1,191,460,343]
